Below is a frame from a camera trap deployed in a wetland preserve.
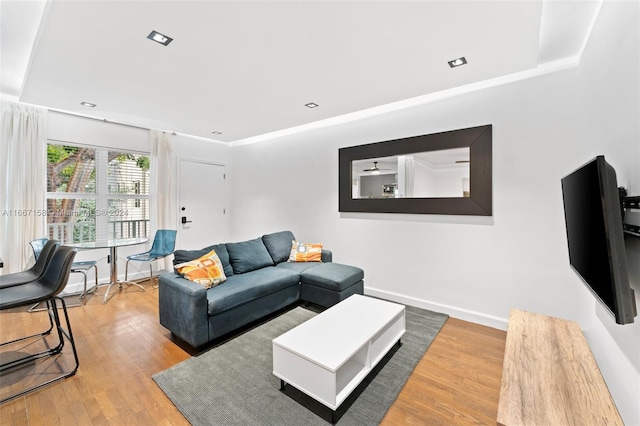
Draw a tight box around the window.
[46,143,150,244]
[134,181,141,208]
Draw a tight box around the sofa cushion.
[275,262,324,274]
[173,243,233,277]
[206,267,299,315]
[175,249,227,289]
[226,238,274,274]
[300,263,364,291]
[262,231,295,264]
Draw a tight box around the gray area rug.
[153,304,448,425]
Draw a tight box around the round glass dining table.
[73,237,148,303]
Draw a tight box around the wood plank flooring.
[0,281,506,425]
[381,318,506,425]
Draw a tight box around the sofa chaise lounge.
[158,231,364,348]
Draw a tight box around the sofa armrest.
[321,249,332,263]
[158,272,209,348]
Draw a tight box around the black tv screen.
[561,156,636,324]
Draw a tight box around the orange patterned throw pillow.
[175,249,227,289]
[288,241,323,262]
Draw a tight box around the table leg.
[103,247,117,304]
[102,246,145,304]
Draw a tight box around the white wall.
[570,2,640,423]
[423,164,469,198]
[412,160,434,197]
[48,111,149,152]
[47,112,232,288]
[230,1,639,423]
[231,67,584,323]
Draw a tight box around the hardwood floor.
[381,318,506,425]
[0,281,506,425]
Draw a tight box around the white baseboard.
[364,286,508,331]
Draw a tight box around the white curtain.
[0,101,47,273]
[150,129,176,270]
[404,156,415,197]
[397,155,415,198]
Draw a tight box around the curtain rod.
[49,108,177,135]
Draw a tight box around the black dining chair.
[0,239,59,289]
[30,238,98,305]
[0,245,79,404]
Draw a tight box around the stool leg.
[63,271,84,307]
[81,270,87,300]
[150,261,160,288]
[123,260,145,292]
[86,265,99,295]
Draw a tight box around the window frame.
[46,141,151,243]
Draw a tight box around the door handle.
[181,216,192,224]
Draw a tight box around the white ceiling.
[1,1,600,144]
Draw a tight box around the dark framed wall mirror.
[339,125,492,215]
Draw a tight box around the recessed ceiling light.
[211,131,222,135]
[448,57,467,68]
[80,102,96,108]
[147,30,173,46]
[305,102,319,108]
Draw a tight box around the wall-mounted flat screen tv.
[561,155,636,325]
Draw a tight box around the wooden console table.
[497,309,623,426]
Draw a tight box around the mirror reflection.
[351,148,470,199]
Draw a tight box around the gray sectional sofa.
[158,231,364,349]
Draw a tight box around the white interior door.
[178,159,226,249]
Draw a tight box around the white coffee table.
[272,295,405,419]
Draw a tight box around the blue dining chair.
[125,229,177,284]
[30,238,98,306]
